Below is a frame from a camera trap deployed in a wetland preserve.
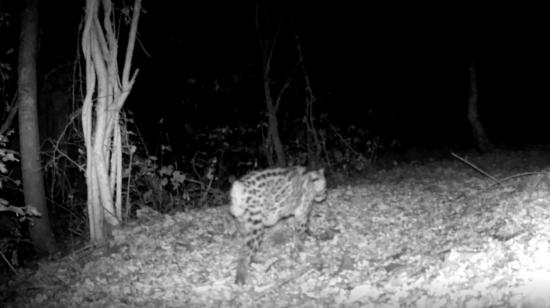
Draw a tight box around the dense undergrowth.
[0,119,399,275]
[3,148,550,307]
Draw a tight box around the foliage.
[0,132,41,278]
[0,10,16,102]
[0,132,20,212]
[323,124,400,174]
[0,9,36,277]
[128,147,227,215]
[122,113,406,218]
[0,132,18,186]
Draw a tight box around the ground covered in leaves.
[4,149,550,307]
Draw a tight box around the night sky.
[27,2,550,148]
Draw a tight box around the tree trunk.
[81,0,141,243]
[467,60,492,152]
[17,0,57,255]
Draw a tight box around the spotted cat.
[229,166,327,284]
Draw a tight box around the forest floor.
[3,148,550,307]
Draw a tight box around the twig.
[451,153,547,202]
[124,144,134,219]
[328,124,362,157]
[0,250,17,274]
[199,176,214,207]
[253,267,314,301]
[0,95,19,136]
[451,152,499,183]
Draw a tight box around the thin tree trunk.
[292,21,322,168]
[467,60,492,152]
[17,0,57,255]
[263,76,286,167]
[256,2,286,167]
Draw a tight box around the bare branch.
[122,0,142,86]
[0,96,18,136]
[274,60,299,111]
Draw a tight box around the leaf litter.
[4,149,550,307]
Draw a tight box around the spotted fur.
[229,166,327,284]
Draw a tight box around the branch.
[291,13,315,103]
[451,152,499,183]
[0,96,18,136]
[122,0,141,86]
[274,60,298,111]
[265,17,284,73]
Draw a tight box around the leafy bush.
[0,132,40,276]
[128,148,227,215]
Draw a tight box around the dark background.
[5,1,550,156]
[139,2,550,148]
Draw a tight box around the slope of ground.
[3,149,550,307]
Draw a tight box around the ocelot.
[229,166,327,284]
